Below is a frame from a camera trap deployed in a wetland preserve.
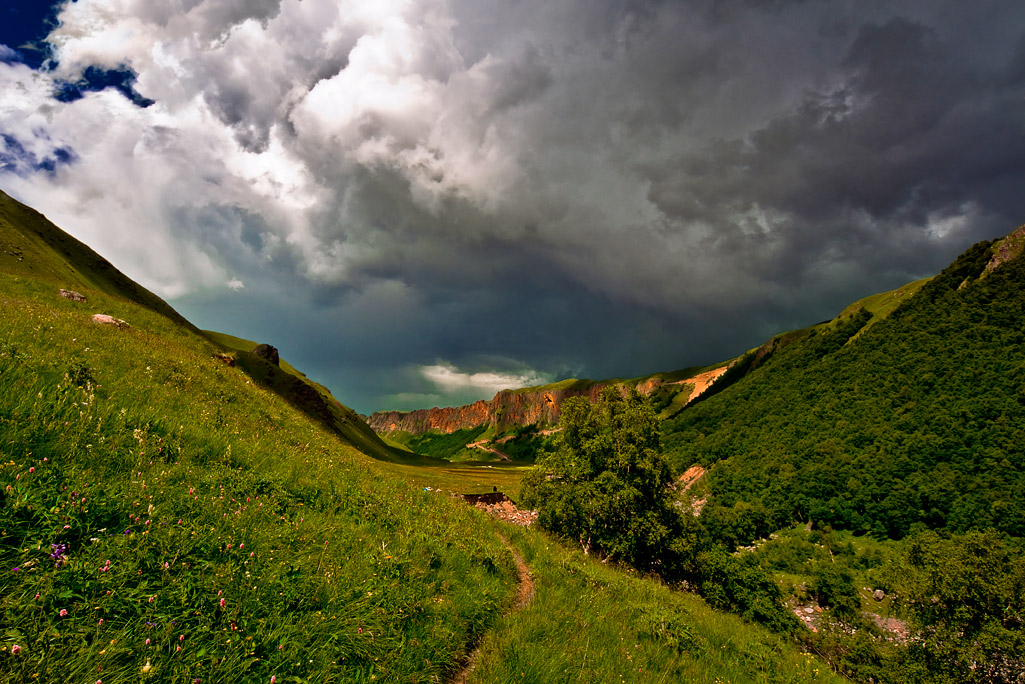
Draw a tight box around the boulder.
[873,589,886,602]
[252,343,279,366]
[59,289,87,302]
[91,314,128,329]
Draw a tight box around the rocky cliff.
[368,383,607,434]
[368,367,729,435]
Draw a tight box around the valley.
[2,187,1024,683]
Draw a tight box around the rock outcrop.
[368,367,728,436]
[252,343,279,366]
[91,314,128,329]
[368,383,607,434]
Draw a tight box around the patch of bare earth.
[449,534,534,684]
[466,439,511,461]
[678,465,708,516]
[470,494,539,527]
[680,366,729,403]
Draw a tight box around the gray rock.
[59,289,86,302]
[873,589,885,602]
[91,314,128,329]
[253,343,279,366]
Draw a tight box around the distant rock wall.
[368,369,728,436]
[367,383,610,435]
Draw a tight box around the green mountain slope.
[201,331,435,466]
[0,189,196,332]
[665,228,1025,542]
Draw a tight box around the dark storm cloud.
[3,0,1024,413]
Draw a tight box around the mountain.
[664,226,1025,542]
[201,330,435,465]
[368,274,934,461]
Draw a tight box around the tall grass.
[468,524,843,684]
[0,273,518,683]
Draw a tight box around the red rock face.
[367,383,610,435]
[368,368,727,436]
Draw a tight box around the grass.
[468,524,845,684]
[0,272,518,683]
[201,330,437,467]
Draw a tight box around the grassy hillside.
[201,330,436,466]
[0,190,196,333]
[1,190,840,683]
[0,270,518,683]
[665,232,1025,542]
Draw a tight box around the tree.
[521,387,694,577]
[889,530,1025,683]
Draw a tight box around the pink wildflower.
[145,639,151,645]
[219,598,226,608]
[10,644,21,655]
[29,467,34,473]
[179,635,185,642]
[59,609,68,617]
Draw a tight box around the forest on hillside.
[663,239,1025,544]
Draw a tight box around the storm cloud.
[1,0,1023,412]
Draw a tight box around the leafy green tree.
[810,561,860,620]
[522,387,694,577]
[889,531,1025,683]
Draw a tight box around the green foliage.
[808,562,860,620]
[888,531,1025,683]
[665,236,1025,542]
[521,388,693,576]
[694,547,799,635]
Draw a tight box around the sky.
[1,0,1023,414]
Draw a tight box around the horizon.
[2,0,1023,414]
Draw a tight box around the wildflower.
[59,609,68,617]
[98,619,103,626]
[11,644,21,655]
[270,677,276,684]
[141,661,151,674]
[33,593,39,601]
[179,635,185,642]
[145,639,151,645]
[29,467,34,473]
[219,598,226,608]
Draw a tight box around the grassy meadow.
[0,272,517,683]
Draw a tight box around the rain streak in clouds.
[1,0,1023,412]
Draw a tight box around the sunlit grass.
[0,272,518,683]
[468,524,844,684]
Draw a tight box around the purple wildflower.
[50,542,69,568]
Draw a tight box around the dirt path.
[466,439,511,461]
[449,533,534,684]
